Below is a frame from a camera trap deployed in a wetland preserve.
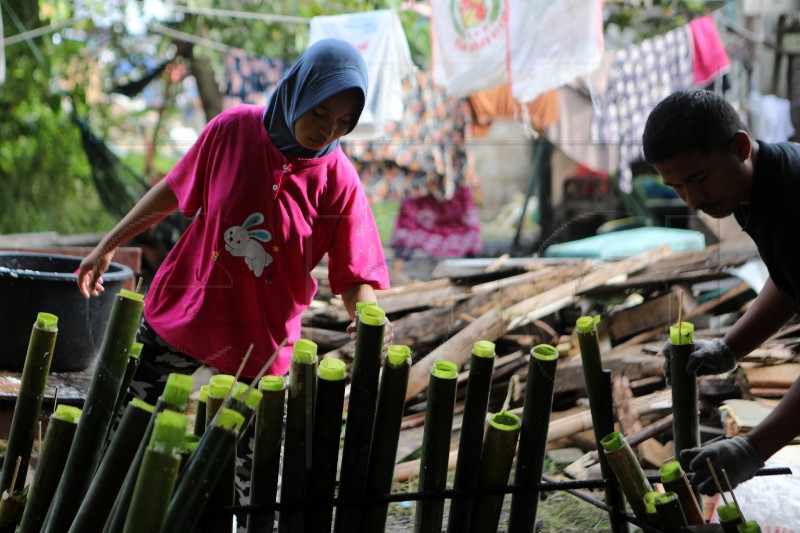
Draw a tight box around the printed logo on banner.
[450,0,505,52]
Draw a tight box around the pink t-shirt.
[144,105,389,377]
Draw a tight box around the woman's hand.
[77,247,114,298]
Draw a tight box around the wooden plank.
[606,290,687,343]
[740,363,800,388]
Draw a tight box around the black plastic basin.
[0,252,134,372]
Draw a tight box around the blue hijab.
[263,38,368,158]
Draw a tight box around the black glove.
[662,338,736,381]
[681,436,764,495]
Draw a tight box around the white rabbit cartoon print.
[224,212,273,277]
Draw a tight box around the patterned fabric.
[343,71,477,202]
[591,26,695,193]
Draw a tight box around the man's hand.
[680,436,764,495]
[347,318,394,353]
[662,338,737,381]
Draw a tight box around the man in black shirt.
[642,89,800,495]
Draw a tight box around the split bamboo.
[653,492,688,533]
[659,460,704,525]
[447,340,496,533]
[335,306,386,533]
[415,360,459,533]
[669,321,700,465]
[360,344,412,533]
[43,289,144,533]
[247,375,286,533]
[162,408,246,533]
[18,405,81,533]
[468,411,521,533]
[307,358,347,533]
[69,398,154,533]
[0,312,58,495]
[279,339,319,533]
[508,343,559,533]
[122,410,189,533]
[600,431,653,522]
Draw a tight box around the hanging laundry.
[431,0,603,103]
[749,89,796,143]
[222,50,286,106]
[689,15,730,87]
[591,25,694,193]
[468,84,560,137]
[309,9,416,140]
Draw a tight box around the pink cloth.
[144,105,389,378]
[689,15,730,86]
[389,186,483,258]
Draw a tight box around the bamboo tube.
[469,411,521,533]
[447,340,496,533]
[659,460,704,525]
[415,360,459,533]
[360,345,412,533]
[224,381,263,431]
[600,431,653,522]
[653,492,688,532]
[0,312,58,495]
[17,405,81,533]
[106,342,142,443]
[307,358,347,533]
[247,375,286,533]
[279,339,319,533]
[669,321,700,465]
[206,374,236,428]
[335,306,386,533]
[69,399,154,533]
[162,408,246,533]
[43,289,144,533]
[508,343,559,533]
[122,410,189,533]
[194,384,209,437]
[737,521,762,532]
[575,315,628,532]
[100,372,193,533]
[642,492,661,528]
[718,502,745,532]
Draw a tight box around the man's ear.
[730,131,752,162]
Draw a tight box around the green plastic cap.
[489,412,521,431]
[199,385,209,403]
[717,502,741,522]
[150,410,190,452]
[182,434,200,454]
[355,301,377,314]
[654,492,679,506]
[129,342,143,358]
[576,315,601,333]
[532,344,559,361]
[242,388,263,410]
[600,431,626,452]
[214,407,246,432]
[360,305,386,326]
[737,521,762,533]
[208,374,236,399]
[432,360,458,379]
[669,321,695,345]
[473,340,496,358]
[118,288,144,302]
[319,358,346,381]
[35,312,58,330]
[659,460,685,483]
[231,382,250,401]
[130,398,155,413]
[259,375,286,392]
[387,345,411,366]
[294,339,318,358]
[162,373,193,408]
[52,404,82,423]
[643,492,661,514]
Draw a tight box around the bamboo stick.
[653,492,688,533]
[600,431,653,522]
[194,384,208,437]
[334,306,386,533]
[247,375,286,533]
[279,339,319,533]
[468,412,521,533]
[0,312,58,495]
[508,343,559,533]
[415,360,459,533]
[447,340,496,533]
[122,410,189,533]
[162,408,246,533]
[669,321,700,465]
[307,358,347,533]
[69,399,154,533]
[199,371,236,530]
[106,342,142,443]
[43,289,144,533]
[18,405,81,533]
[659,460,704,525]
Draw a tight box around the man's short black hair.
[642,89,746,164]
